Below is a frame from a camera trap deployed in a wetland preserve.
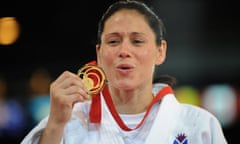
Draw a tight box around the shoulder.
[180,103,213,116]
[180,103,218,120]
[177,102,223,129]
[163,94,222,128]
[175,103,227,143]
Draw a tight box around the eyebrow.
[104,32,145,37]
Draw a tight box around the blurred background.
[0,0,239,143]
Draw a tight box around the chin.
[116,83,135,90]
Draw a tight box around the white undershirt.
[120,112,146,129]
[116,103,159,144]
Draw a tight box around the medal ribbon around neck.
[102,85,173,131]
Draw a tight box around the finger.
[53,71,74,84]
[61,93,89,109]
[64,85,89,100]
[51,87,88,107]
[53,71,88,93]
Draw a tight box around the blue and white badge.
[173,133,188,144]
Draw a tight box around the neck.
[109,85,153,114]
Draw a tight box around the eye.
[108,40,119,44]
[132,39,144,45]
[107,39,121,46]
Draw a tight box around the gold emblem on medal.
[77,64,106,95]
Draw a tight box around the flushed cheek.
[138,52,156,72]
[98,47,114,61]
[101,51,115,64]
[99,51,116,72]
[138,50,155,64]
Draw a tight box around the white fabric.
[21,85,228,144]
[145,94,228,144]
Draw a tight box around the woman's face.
[97,9,166,90]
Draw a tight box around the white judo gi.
[21,84,228,144]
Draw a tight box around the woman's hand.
[39,71,89,144]
[48,70,89,126]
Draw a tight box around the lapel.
[145,94,181,144]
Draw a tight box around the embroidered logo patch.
[173,133,188,144]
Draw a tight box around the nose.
[118,40,131,58]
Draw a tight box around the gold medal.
[77,64,106,95]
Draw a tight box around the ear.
[155,40,167,65]
[96,44,101,65]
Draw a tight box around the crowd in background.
[0,67,51,143]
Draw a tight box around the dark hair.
[97,0,166,46]
[97,0,176,86]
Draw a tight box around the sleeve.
[210,116,228,144]
[180,104,228,144]
[20,117,64,144]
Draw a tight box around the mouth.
[117,64,133,70]
[116,64,134,71]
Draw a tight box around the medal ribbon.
[90,84,173,131]
[78,60,105,123]
[102,85,173,131]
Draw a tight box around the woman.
[21,0,227,143]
